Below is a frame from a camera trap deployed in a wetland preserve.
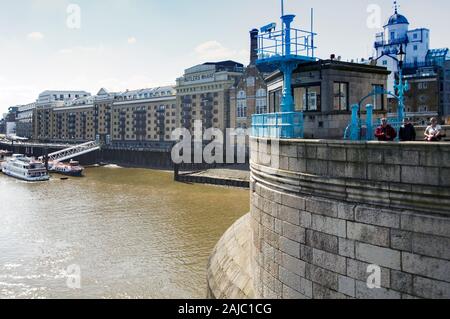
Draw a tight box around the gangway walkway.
[38,141,100,163]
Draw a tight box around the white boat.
[1,154,49,182]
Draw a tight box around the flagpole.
[281,0,284,17]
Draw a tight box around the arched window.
[256,88,268,114]
[237,90,247,118]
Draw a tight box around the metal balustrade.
[252,112,304,139]
[257,28,316,63]
[38,141,101,163]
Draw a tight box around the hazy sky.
[1,0,449,114]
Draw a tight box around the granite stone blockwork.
[208,139,450,299]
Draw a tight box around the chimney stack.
[250,29,259,66]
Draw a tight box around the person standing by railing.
[399,118,417,141]
[425,117,446,142]
[375,118,397,141]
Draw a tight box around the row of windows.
[120,91,173,100]
[111,112,177,119]
[178,85,223,93]
[112,135,173,140]
[268,83,385,113]
[113,126,177,132]
[418,82,429,90]
[185,101,220,107]
[111,105,175,112]
[237,89,268,118]
[182,118,220,124]
[181,93,219,99]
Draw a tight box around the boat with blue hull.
[49,160,84,177]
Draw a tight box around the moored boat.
[0,150,12,161]
[1,154,49,182]
[49,160,84,177]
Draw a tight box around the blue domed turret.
[385,2,409,26]
[387,13,409,26]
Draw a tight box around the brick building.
[33,87,177,150]
[230,29,272,131]
[176,60,244,136]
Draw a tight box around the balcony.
[203,111,214,119]
[374,36,409,48]
[202,103,213,112]
[182,120,192,129]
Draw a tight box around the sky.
[0,0,449,114]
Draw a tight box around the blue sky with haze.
[0,0,449,114]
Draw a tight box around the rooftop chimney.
[250,29,259,66]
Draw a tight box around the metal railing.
[252,112,304,139]
[38,141,100,163]
[374,36,408,48]
[344,118,403,141]
[257,28,316,61]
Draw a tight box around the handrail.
[38,141,100,163]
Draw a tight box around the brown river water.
[0,166,249,299]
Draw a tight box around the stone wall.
[208,138,450,299]
[207,214,255,299]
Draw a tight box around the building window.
[237,91,247,118]
[294,85,321,111]
[413,45,418,51]
[382,60,388,66]
[255,89,267,114]
[333,82,349,111]
[372,85,384,110]
[418,82,428,90]
[269,89,282,113]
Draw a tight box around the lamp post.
[396,44,408,125]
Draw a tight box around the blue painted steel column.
[283,15,294,55]
[280,63,296,113]
[365,104,374,141]
[280,15,296,114]
[350,104,360,141]
[397,68,405,124]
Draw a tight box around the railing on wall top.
[252,112,304,139]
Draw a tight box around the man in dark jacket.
[399,118,417,141]
[375,118,397,141]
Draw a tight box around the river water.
[0,167,249,299]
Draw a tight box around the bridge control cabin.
[265,59,390,139]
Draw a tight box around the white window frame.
[237,90,247,119]
[255,88,267,114]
